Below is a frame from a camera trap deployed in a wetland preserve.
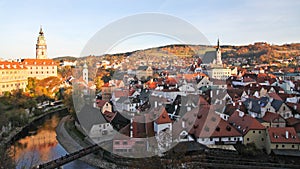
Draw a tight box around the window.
[253,131,255,134]
[282,145,285,148]
[276,145,278,148]
[115,141,120,145]
[292,145,295,148]
[261,138,264,141]
[247,138,250,141]
[259,131,261,134]
[123,141,128,145]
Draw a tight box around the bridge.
[32,144,102,169]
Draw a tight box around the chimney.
[182,121,185,128]
[187,106,191,112]
[238,110,244,117]
[216,90,219,95]
[155,101,158,108]
[233,102,236,106]
[210,90,213,98]
[286,131,289,139]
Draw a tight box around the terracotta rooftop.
[0,61,27,70]
[267,127,300,143]
[262,111,283,123]
[22,59,56,66]
[228,110,265,135]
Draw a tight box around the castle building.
[0,26,58,95]
[21,26,57,79]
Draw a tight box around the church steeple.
[216,38,222,66]
[36,25,47,59]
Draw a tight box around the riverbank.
[56,116,119,169]
[0,107,67,147]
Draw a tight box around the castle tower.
[36,26,47,59]
[216,38,222,65]
[83,61,88,84]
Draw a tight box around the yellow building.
[0,61,28,95]
[22,59,57,80]
[266,127,300,154]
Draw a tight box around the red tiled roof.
[113,90,129,98]
[285,117,300,126]
[211,119,242,137]
[262,111,283,123]
[228,110,265,135]
[154,107,172,124]
[0,61,27,70]
[268,92,283,101]
[22,59,57,66]
[103,111,116,122]
[96,100,109,107]
[165,77,178,85]
[267,127,300,143]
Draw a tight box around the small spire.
[217,38,220,49]
[39,25,44,35]
[83,60,88,68]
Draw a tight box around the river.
[10,113,97,169]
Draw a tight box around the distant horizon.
[1,40,299,60]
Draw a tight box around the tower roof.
[39,25,44,35]
[216,38,220,50]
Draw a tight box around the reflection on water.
[10,114,96,169]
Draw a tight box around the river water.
[10,113,97,169]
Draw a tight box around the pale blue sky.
[0,0,299,59]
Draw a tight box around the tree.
[0,146,15,169]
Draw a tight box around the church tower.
[216,38,223,65]
[83,61,88,84]
[36,26,47,59]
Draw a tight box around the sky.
[0,0,299,59]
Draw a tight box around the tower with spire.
[36,26,47,59]
[216,38,223,66]
[83,61,88,84]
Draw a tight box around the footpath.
[55,115,120,169]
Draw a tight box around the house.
[261,111,286,128]
[228,110,266,149]
[173,106,242,146]
[271,99,292,119]
[136,66,153,79]
[96,100,112,113]
[265,127,300,154]
[75,104,114,142]
[197,76,212,89]
[115,96,141,113]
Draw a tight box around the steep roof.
[228,110,265,135]
[262,111,283,123]
[173,105,241,139]
[271,99,283,112]
[267,127,300,143]
[77,104,107,132]
[154,107,172,124]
